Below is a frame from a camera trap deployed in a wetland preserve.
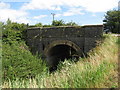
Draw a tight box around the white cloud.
[16,17,31,24]
[63,8,84,16]
[52,8,84,17]
[54,8,84,17]
[81,0,119,12]
[33,15,47,19]
[0,8,30,24]
[0,2,10,9]
[0,2,31,24]
[21,0,62,10]
[1,0,30,2]
[55,14,62,17]
[0,0,118,25]
[21,0,118,12]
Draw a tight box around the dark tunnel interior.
[46,44,79,72]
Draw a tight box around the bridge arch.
[44,40,82,70]
[44,40,82,56]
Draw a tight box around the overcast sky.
[0,0,119,25]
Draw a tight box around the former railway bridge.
[26,25,103,68]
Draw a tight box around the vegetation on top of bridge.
[29,19,79,28]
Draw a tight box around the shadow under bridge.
[44,40,82,71]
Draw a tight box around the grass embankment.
[2,34,119,88]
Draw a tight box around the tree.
[6,18,12,25]
[4,19,28,31]
[0,21,4,29]
[66,21,78,26]
[0,22,4,38]
[52,20,65,26]
[52,20,79,26]
[35,22,42,27]
[103,10,120,33]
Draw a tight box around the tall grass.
[2,34,119,88]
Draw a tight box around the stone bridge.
[26,25,103,68]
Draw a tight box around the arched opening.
[44,40,82,72]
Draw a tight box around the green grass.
[2,34,119,88]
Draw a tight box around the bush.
[2,23,48,81]
[2,42,47,80]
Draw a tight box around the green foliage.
[2,43,47,80]
[35,23,54,27]
[4,19,28,31]
[103,10,120,33]
[0,22,4,38]
[57,59,73,70]
[2,19,28,42]
[52,20,65,26]
[0,22,4,27]
[2,29,22,44]
[6,18,11,25]
[2,20,48,80]
[66,21,78,26]
[28,20,79,27]
[52,20,78,26]
[35,22,43,27]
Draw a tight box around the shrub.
[2,24,48,81]
[2,42,47,80]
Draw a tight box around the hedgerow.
[2,22,48,81]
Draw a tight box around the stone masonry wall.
[26,25,103,58]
